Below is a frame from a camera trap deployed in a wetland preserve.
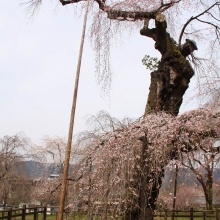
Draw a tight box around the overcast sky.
[0,1,198,145]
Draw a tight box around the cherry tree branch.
[59,0,84,5]
[49,174,84,195]
[158,0,180,13]
[180,152,207,190]
[59,0,179,21]
[178,2,220,49]
[207,11,220,22]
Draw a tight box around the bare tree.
[31,136,85,174]
[158,182,201,210]
[179,144,220,210]
[31,137,84,206]
[0,133,31,207]
[178,88,220,210]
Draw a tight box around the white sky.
[0,1,198,145]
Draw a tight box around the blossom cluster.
[69,108,220,218]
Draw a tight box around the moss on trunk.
[145,52,194,115]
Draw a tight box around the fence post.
[203,212,206,220]
[22,205,26,220]
[7,208,12,220]
[34,206,38,220]
[216,209,219,220]
[164,209,167,220]
[43,206,47,220]
[172,209,174,220]
[190,208,193,220]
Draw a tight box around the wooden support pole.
[173,164,178,211]
[57,1,90,220]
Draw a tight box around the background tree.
[179,140,220,210]
[158,183,201,210]
[201,87,220,112]
[178,87,220,210]
[31,136,67,175]
[0,133,31,207]
[31,137,84,206]
[32,178,61,206]
[22,0,220,219]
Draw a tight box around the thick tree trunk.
[137,138,164,220]
[141,15,195,116]
[137,15,195,220]
[145,52,194,116]
[122,137,164,220]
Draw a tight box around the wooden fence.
[1,206,220,220]
[154,208,220,220]
[0,205,59,220]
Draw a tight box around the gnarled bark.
[138,139,164,220]
[136,16,195,220]
[144,54,194,116]
[141,16,194,116]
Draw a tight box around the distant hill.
[23,160,66,179]
[22,161,220,186]
[24,161,55,179]
[161,166,220,190]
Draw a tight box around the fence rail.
[1,206,220,220]
[0,205,59,220]
[154,208,220,220]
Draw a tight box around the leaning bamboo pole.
[58,1,90,220]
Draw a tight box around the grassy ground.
[8,214,116,220]
[0,213,58,220]
[154,217,216,220]
[154,211,217,220]
[0,212,218,220]
[47,213,218,220]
